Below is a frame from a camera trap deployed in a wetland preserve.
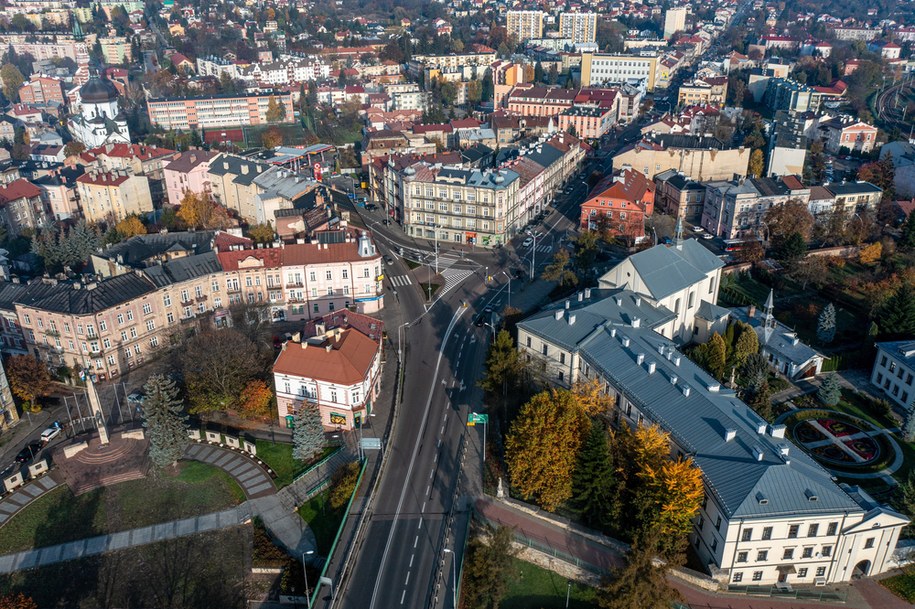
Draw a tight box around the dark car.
[365,203,379,211]
[15,441,42,464]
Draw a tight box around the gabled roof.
[603,239,723,300]
[273,328,378,385]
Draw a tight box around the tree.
[765,200,814,244]
[63,141,86,158]
[115,215,147,240]
[292,402,325,462]
[735,240,765,263]
[329,461,360,509]
[541,248,578,287]
[899,474,915,536]
[731,322,759,370]
[181,329,264,413]
[748,148,765,178]
[747,378,773,421]
[505,388,591,511]
[571,422,618,531]
[0,63,24,102]
[774,232,807,262]
[640,456,704,555]
[142,374,189,470]
[903,408,915,443]
[817,374,842,407]
[573,230,599,271]
[597,529,679,609]
[177,191,231,230]
[261,126,283,149]
[705,332,727,380]
[0,594,37,609]
[265,95,286,123]
[879,283,915,338]
[534,61,544,83]
[817,302,837,344]
[480,67,493,102]
[238,379,273,419]
[248,222,275,244]
[900,213,915,251]
[478,329,522,413]
[462,526,517,609]
[6,354,51,409]
[858,241,882,264]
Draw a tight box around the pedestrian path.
[535,244,552,254]
[0,473,60,526]
[388,275,413,288]
[184,443,275,498]
[0,504,250,575]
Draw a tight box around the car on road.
[384,255,394,265]
[692,225,705,232]
[127,390,146,406]
[521,237,533,248]
[701,232,714,240]
[365,203,378,211]
[40,425,62,444]
[15,441,42,464]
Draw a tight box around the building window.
[752,571,763,582]
[98,320,106,332]
[715,516,721,531]
[756,550,768,561]
[802,547,813,559]
[808,524,819,537]
[783,548,794,560]
[798,568,808,578]
[526,336,531,348]
[788,525,799,539]
[742,529,753,542]
[827,522,838,536]
[864,538,875,549]
[126,311,133,321]
[117,314,124,325]
[762,527,772,540]
[822,545,832,557]
[736,551,748,563]
[560,353,566,365]
[142,303,152,315]
[146,320,155,332]
[816,567,826,577]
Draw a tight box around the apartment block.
[506,11,545,42]
[18,76,65,107]
[580,52,659,91]
[147,93,295,130]
[76,170,154,223]
[559,12,598,44]
[613,133,751,181]
[871,341,915,410]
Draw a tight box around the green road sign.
[467,413,489,426]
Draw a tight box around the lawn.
[297,490,347,556]
[0,462,245,554]
[718,273,771,307]
[255,441,337,488]
[500,557,600,609]
[882,570,915,603]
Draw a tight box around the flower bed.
[843,437,879,461]
[820,418,862,438]
[794,422,827,444]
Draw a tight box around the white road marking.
[400,590,406,604]
[409,554,414,568]
[405,572,410,586]
[414,536,419,548]
[417,518,423,529]
[422,501,427,513]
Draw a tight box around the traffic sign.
[467,413,489,426]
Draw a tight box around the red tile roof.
[0,179,41,203]
[217,248,282,270]
[273,328,378,385]
[282,241,381,265]
[88,143,176,161]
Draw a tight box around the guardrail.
[292,445,343,485]
[725,584,847,603]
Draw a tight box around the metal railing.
[725,584,847,603]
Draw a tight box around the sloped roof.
[605,240,723,300]
[273,328,378,385]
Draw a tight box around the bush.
[329,461,361,510]
[870,398,893,420]
[252,518,287,567]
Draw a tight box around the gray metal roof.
[98,231,218,269]
[696,299,731,322]
[518,290,864,520]
[731,307,824,367]
[140,252,222,288]
[876,340,915,369]
[606,240,723,300]
[17,273,156,315]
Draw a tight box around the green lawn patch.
[882,570,915,602]
[256,441,337,488]
[405,258,421,270]
[500,557,600,609]
[0,462,244,554]
[718,273,771,308]
[297,490,346,556]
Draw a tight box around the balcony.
[285,281,304,288]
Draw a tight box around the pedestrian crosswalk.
[535,244,552,254]
[437,269,474,300]
[389,275,413,288]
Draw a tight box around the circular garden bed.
[785,410,895,474]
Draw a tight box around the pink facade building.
[164,150,218,206]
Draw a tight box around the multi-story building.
[76,169,154,223]
[677,77,729,107]
[18,76,65,107]
[580,52,659,91]
[701,176,806,240]
[505,84,579,116]
[164,150,218,207]
[207,154,270,220]
[767,111,808,177]
[653,169,705,222]
[613,134,751,182]
[830,25,881,41]
[0,34,89,66]
[273,311,383,430]
[817,116,879,155]
[238,57,331,86]
[98,36,131,65]
[557,105,615,139]
[196,56,239,79]
[506,11,545,42]
[0,358,16,428]
[34,166,82,221]
[663,7,688,39]
[764,79,821,114]
[147,93,295,130]
[826,181,882,215]
[517,283,907,587]
[580,168,655,241]
[871,341,915,410]
[0,179,46,235]
[559,12,598,44]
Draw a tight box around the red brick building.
[18,77,65,107]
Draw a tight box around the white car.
[40,426,62,444]
[701,232,714,240]
[692,225,705,233]
[522,237,534,248]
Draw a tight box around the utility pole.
[530,231,538,281]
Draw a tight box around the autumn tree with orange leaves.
[238,379,273,419]
[0,593,37,609]
[177,191,231,230]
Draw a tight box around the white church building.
[68,77,130,148]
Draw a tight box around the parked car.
[522,237,533,248]
[40,425,61,444]
[701,232,714,240]
[127,390,146,406]
[384,255,394,265]
[365,203,378,211]
[15,441,42,464]
[692,225,705,233]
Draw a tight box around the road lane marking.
[400,590,406,605]
[425,484,430,495]
[422,501,426,513]
[409,554,414,568]
[417,517,423,529]
[414,536,419,548]
[405,572,410,586]
[369,307,467,609]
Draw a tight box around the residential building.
[677,77,728,106]
[517,287,907,586]
[68,76,130,148]
[506,11,545,42]
[98,37,131,65]
[701,176,804,240]
[557,105,615,140]
[765,79,821,114]
[871,341,915,410]
[18,76,65,107]
[767,111,808,177]
[147,93,295,130]
[273,311,383,430]
[33,166,83,221]
[164,150,218,206]
[580,52,659,91]
[597,239,723,342]
[559,12,598,44]
[505,85,579,117]
[613,134,751,182]
[207,154,270,221]
[76,169,154,223]
[663,7,688,40]
[0,358,16,428]
[830,26,881,41]
[817,116,879,155]
[653,169,705,222]
[0,179,46,235]
[880,141,915,198]
[731,291,826,380]
[826,182,882,215]
[580,168,655,241]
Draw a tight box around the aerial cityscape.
[0,0,914,607]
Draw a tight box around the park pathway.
[0,473,62,527]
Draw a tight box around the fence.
[725,584,847,603]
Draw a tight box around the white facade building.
[68,77,130,148]
[871,341,915,409]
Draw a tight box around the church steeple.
[763,289,775,343]
[72,14,84,41]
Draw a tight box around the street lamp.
[443,548,457,609]
[500,270,511,308]
[302,550,315,609]
[530,231,538,281]
[565,580,572,608]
